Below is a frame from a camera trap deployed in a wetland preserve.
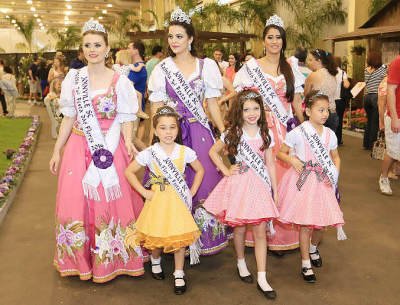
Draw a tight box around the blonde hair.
[115,49,132,65]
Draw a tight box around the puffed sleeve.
[59,69,77,117]
[329,129,338,150]
[148,62,168,102]
[288,57,305,94]
[233,64,253,92]
[284,128,298,148]
[203,58,223,99]
[115,74,138,123]
[135,147,151,167]
[184,146,198,164]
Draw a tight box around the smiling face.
[264,27,283,55]
[242,99,261,126]
[228,54,236,66]
[306,98,330,125]
[82,33,109,65]
[168,25,193,56]
[154,116,179,145]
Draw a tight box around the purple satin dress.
[165,59,228,255]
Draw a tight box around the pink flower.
[109,238,123,256]
[57,226,75,247]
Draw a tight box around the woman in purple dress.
[147,8,228,258]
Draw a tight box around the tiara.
[265,15,284,29]
[154,107,179,117]
[240,90,261,101]
[170,7,191,24]
[82,19,106,34]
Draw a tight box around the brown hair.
[224,90,271,156]
[303,90,329,120]
[263,25,295,102]
[152,106,182,144]
[310,49,338,76]
[167,21,197,57]
[367,51,382,69]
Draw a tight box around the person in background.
[334,56,351,145]
[28,56,40,104]
[0,66,18,116]
[38,58,50,100]
[214,48,229,72]
[294,47,312,79]
[0,59,7,115]
[48,56,66,86]
[146,45,163,80]
[363,51,387,150]
[70,46,86,69]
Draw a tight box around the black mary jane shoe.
[237,268,254,284]
[310,249,323,268]
[151,263,165,280]
[174,277,187,295]
[301,267,316,283]
[257,283,277,300]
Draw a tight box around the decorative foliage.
[47,26,81,50]
[8,16,36,52]
[369,0,390,16]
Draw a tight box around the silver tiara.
[170,7,191,24]
[82,19,106,34]
[240,91,261,100]
[155,107,178,116]
[265,15,284,29]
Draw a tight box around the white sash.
[74,67,122,202]
[245,58,293,126]
[160,58,214,137]
[238,135,272,189]
[150,145,203,264]
[299,122,338,187]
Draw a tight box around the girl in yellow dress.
[124,106,204,295]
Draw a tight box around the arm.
[292,93,304,123]
[218,77,237,106]
[378,93,387,130]
[330,149,341,174]
[121,121,138,158]
[277,143,303,173]
[48,68,54,83]
[387,84,400,133]
[28,68,34,81]
[207,97,225,132]
[304,73,315,97]
[124,160,154,200]
[265,148,278,203]
[188,159,204,196]
[49,116,75,174]
[148,101,164,145]
[209,139,239,176]
[129,63,144,72]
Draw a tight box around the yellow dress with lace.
[127,145,200,253]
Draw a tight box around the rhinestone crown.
[82,19,106,34]
[265,14,284,29]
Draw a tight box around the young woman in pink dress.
[277,91,345,283]
[204,90,279,299]
[49,20,144,283]
[233,15,304,253]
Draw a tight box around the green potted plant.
[351,45,366,56]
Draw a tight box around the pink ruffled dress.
[203,129,279,227]
[54,70,145,283]
[278,125,344,228]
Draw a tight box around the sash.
[74,67,122,202]
[245,58,293,126]
[150,146,203,264]
[237,135,272,189]
[299,122,338,187]
[159,58,214,137]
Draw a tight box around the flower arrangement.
[343,108,367,131]
[0,116,40,206]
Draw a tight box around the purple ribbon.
[179,117,192,148]
[92,148,113,169]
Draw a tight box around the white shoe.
[28,99,32,105]
[379,175,393,195]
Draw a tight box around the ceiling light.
[36,18,41,22]
[11,19,16,23]
[26,0,32,4]
[64,16,69,20]
[39,22,43,26]
[64,11,71,15]
[102,9,107,14]
[98,16,103,20]
[33,13,38,17]
[11,2,16,5]
[30,7,36,12]
[107,4,112,8]
[5,15,9,18]
[66,4,72,9]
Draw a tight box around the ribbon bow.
[296,160,327,191]
[144,172,170,191]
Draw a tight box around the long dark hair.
[225,90,271,156]
[310,49,338,76]
[133,40,145,60]
[167,21,197,57]
[263,25,294,102]
[151,106,183,145]
[230,53,242,72]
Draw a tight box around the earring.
[263,47,266,55]
[105,53,109,59]
[188,43,192,52]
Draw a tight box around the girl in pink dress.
[234,15,305,252]
[204,90,279,299]
[49,20,144,283]
[277,91,345,283]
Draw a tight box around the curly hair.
[224,90,271,156]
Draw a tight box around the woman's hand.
[125,141,139,159]
[225,164,240,176]
[143,190,155,201]
[49,151,61,175]
[290,156,304,173]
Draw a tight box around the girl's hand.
[225,164,240,176]
[125,142,139,159]
[143,190,155,201]
[290,156,304,173]
[49,151,61,175]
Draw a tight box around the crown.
[265,14,284,29]
[170,7,191,24]
[82,19,107,34]
[240,90,261,101]
[155,106,179,117]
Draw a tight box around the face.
[264,28,283,55]
[168,25,193,55]
[306,99,330,125]
[127,42,137,57]
[54,58,60,67]
[228,54,236,66]
[214,50,223,62]
[155,116,179,144]
[242,99,261,126]
[307,53,320,71]
[82,33,109,65]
